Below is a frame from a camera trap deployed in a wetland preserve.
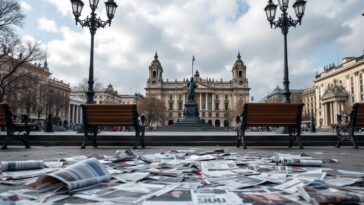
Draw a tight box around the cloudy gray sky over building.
[19,0,364,100]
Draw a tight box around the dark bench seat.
[0,103,37,149]
[236,103,304,149]
[81,104,145,149]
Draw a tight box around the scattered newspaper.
[1,149,363,205]
[233,192,302,205]
[1,160,44,171]
[60,155,88,165]
[201,160,237,172]
[35,158,110,193]
[191,189,236,205]
[74,182,168,204]
[279,158,322,167]
[297,180,364,204]
[143,189,193,205]
[0,168,59,179]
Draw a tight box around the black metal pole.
[282,10,291,103]
[86,9,97,104]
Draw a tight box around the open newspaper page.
[297,180,364,204]
[74,182,170,204]
[143,189,193,205]
[35,158,110,193]
[191,189,238,205]
[232,192,302,205]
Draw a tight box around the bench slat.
[82,104,138,126]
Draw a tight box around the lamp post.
[264,0,307,103]
[70,0,117,104]
[45,90,54,132]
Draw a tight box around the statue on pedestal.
[187,77,197,102]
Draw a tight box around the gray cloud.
[38,0,364,99]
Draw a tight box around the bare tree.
[231,101,245,127]
[72,78,103,101]
[0,34,45,102]
[0,0,24,36]
[16,75,37,115]
[138,96,166,128]
[34,84,48,124]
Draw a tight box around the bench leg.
[296,134,303,149]
[242,131,246,149]
[2,128,13,149]
[133,129,139,149]
[2,133,10,150]
[236,128,241,148]
[140,127,145,149]
[81,129,87,149]
[288,128,293,148]
[336,127,342,148]
[20,133,31,148]
[92,128,98,148]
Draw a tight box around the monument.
[157,57,219,131]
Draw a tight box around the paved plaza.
[1,145,364,204]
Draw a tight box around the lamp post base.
[45,114,53,132]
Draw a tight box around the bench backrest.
[82,104,138,127]
[241,103,304,127]
[352,103,364,126]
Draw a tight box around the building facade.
[71,84,144,105]
[68,95,85,127]
[314,54,364,128]
[48,78,71,125]
[145,53,250,127]
[0,56,71,127]
[264,85,303,104]
[302,86,316,120]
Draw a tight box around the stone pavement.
[0,146,363,204]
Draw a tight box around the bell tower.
[232,52,248,87]
[147,52,163,86]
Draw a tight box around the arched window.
[224,120,229,128]
[215,120,220,127]
[238,70,242,78]
[153,70,157,78]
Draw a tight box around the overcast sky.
[19,0,364,100]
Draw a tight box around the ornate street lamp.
[264,0,307,103]
[70,0,117,104]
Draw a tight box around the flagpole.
[192,56,195,77]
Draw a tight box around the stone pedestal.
[157,100,220,131]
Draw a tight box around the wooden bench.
[0,103,37,149]
[81,104,145,149]
[336,103,364,149]
[236,103,304,149]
